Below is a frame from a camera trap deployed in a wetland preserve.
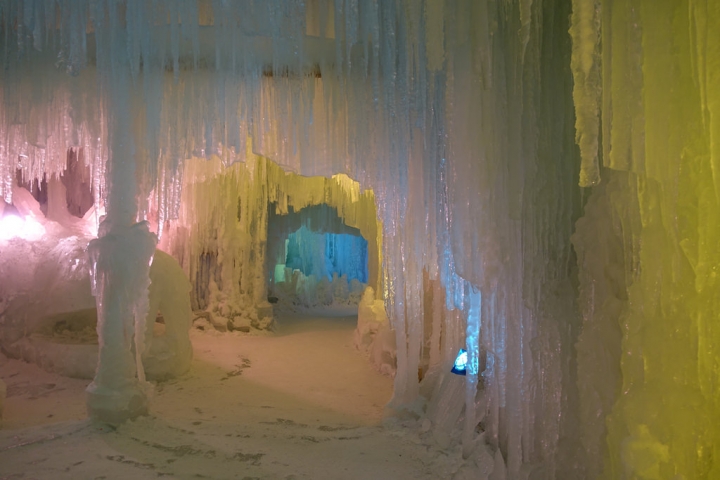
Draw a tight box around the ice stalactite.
[436,0,582,475]
[462,287,481,459]
[569,0,602,187]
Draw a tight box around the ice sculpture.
[0,191,193,383]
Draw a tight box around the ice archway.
[159,153,382,323]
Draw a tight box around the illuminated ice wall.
[160,153,381,321]
[285,227,368,284]
[2,0,715,477]
[570,0,720,478]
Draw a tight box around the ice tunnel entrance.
[158,156,396,380]
[159,155,383,335]
[267,204,369,310]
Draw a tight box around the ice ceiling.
[1,0,719,478]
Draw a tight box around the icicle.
[425,0,444,72]
[462,286,481,458]
[569,0,602,187]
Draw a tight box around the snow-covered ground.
[0,311,458,479]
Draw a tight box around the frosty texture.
[354,287,396,377]
[0,376,5,428]
[86,220,156,423]
[161,154,381,326]
[569,1,720,477]
[0,0,591,476]
[570,0,602,187]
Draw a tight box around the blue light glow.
[451,348,468,376]
[284,226,368,283]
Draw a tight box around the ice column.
[86,3,157,424]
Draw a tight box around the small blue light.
[451,348,467,376]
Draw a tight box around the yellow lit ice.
[571,0,720,477]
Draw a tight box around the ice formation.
[570,1,720,477]
[354,286,396,377]
[160,154,381,325]
[142,250,194,380]
[267,204,370,309]
[0,0,717,477]
[0,190,193,383]
[284,226,368,285]
[0,375,4,428]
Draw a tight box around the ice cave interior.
[1,0,720,479]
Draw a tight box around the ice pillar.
[86,220,155,424]
[85,6,156,423]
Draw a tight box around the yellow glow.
[582,1,720,478]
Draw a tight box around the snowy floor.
[0,310,456,479]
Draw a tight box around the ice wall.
[0,1,583,476]
[284,226,368,284]
[570,0,720,477]
[266,203,371,286]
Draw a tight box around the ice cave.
[0,1,718,479]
